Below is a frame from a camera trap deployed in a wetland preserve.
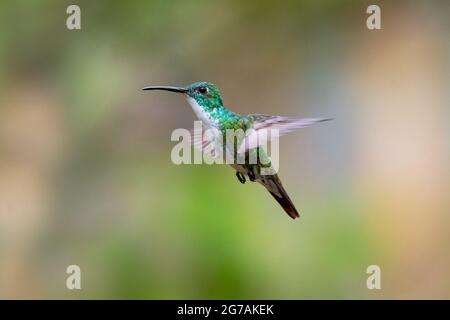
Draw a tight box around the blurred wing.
[238,114,332,154]
[190,125,223,159]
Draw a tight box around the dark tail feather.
[261,175,300,219]
[268,189,300,219]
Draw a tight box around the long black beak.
[142,86,188,94]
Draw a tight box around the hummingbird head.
[142,81,223,111]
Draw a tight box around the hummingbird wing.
[190,125,223,159]
[259,173,300,219]
[237,115,331,154]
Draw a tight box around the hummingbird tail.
[260,174,300,219]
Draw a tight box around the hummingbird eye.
[198,87,208,94]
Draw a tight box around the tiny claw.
[236,171,246,184]
[248,170,256,182]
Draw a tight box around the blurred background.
[0,0,449,299]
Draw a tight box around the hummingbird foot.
[248,170,256,182]
[236,171,246,184]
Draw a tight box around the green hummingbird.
[142,81,330,219]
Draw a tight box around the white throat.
[186,97,217,126]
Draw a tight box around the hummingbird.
[142,81,330,219]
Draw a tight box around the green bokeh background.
[0,0,449,299]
